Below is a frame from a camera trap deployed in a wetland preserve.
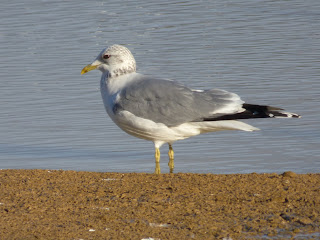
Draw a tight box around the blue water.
[0,0,319,173]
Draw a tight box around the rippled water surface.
[0,0,319,173]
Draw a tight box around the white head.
[81,44,136,77]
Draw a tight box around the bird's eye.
[103,54,110,59]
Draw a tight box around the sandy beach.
[0,169,319,239]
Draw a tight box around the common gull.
[81,44,300,174]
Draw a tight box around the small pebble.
[281,171,297,178]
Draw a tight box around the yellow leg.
[168,144,174,173]
[155,147,161,174]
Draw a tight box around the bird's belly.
[110,110,191,143]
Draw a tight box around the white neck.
[101,72,142,96]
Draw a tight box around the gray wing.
[115,76,244,127]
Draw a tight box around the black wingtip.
[201,103,301,121]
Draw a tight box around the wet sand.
[0,169,319,239]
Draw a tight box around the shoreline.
[1,169,319,239]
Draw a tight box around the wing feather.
[116,76,244,127]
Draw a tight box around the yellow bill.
[81,64,98,75]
